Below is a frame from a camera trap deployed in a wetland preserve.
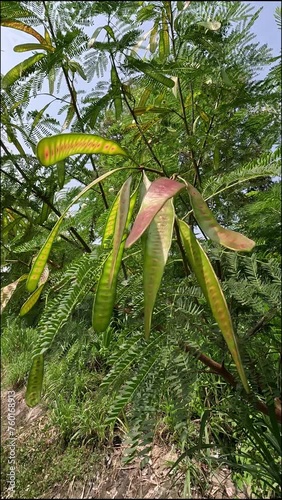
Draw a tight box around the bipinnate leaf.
[142,174,175,339]
[26,167,131,293]
[178,219,250,393]
[37,133,127,167]
[25,354,44,407]
[125,177,183,248]
[92,189,138,333]
[186,183,255,251]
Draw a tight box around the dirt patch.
[1,388,247,499]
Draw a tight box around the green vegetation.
[1,1,281,498]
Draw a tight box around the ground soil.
[1,389,248,499]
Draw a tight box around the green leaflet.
[186,183,255,252]
[26,167,131,293]
[92,189,138,333]
[178,219,250,393]
[1,19,47,44]
[109,176,132,285]
[37,133,127,167]
[20,283,45,316]
[142,174,175,339]
[2,53,45,89]
[25,354,44,408]
[13,43,54,53]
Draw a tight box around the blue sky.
[1,1,281,118]
[1,1,280,73]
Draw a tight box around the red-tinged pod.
[25,354,44,408]
[37,133,127,167]
[186,183,255,252]
[92,189,138,333]
[143,195,175,340]
[178,219,250,393]
[126,177,184,248]
[26,167,130,293]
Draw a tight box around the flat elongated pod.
[37,133,127,167]
[92,190,138,333]
[57,161,65,189]
[126,178,183,248]
[143,176,175,339]
[2,53,45,89]
[178,219,250,393]
[109,177,132,285]
[20,265,49,316]
[13,43,55,53]
[20,284,45,316]
[186,183,255,252]
[25,354,44,407]
[1,20,47,44]
[26,167,131,292]
[102,194,120,248]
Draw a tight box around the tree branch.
[181,342,282,424]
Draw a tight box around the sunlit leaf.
[186,183,255,251]
[178,219,250,393]
[37,133,127,167]
[126,177,184,248]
